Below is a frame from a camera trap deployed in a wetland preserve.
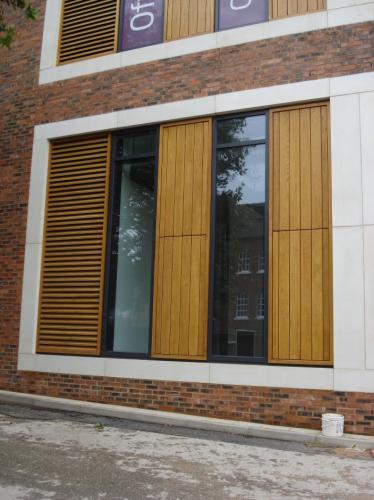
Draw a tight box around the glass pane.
[212,143,266,358]
[116,132,156,158]
[217,115,266,145]
[110,158,155,353]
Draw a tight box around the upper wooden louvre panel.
[36,134,111,355]
[269,0,325,19]
[164,0,215,41]
[58,0,120,64]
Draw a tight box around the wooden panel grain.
[300,230,312,361]
[311,231,324,362]
[300,107,312,229]
[278,231,290,360]
[279,111,290,231]
[323,228,332,363]
[152,119,211,360]
[58,0,119,64]
[269,102,332,365]
[272,111,280,231]
[164,0,214,41]
[289,231,301,359]
[36,134,111,355]
[174,125,186,236]
[289,109,301,230]
[271,231,280,360]
[270,0,325,18]
[311,106,323,229]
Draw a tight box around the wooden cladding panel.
[152,119,212,360]
[269,0,325,19]
[58,0,120,64]
[156,120,211,238]
[36,134,111,355]
[269,102,332,366]
[272,104,330,231]
[164,0,215,41]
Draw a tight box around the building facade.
[0,0,374,435]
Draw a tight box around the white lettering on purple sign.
[130,1,155,31]
[230,0,253,10]
[218,0,267,30]
[122,0,163,50]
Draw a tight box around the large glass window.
[212,113,267,361]
[105,129,157,355]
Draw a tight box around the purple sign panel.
[218,0,267,31]
[121,0,164,51]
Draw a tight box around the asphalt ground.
[0,402,373,500]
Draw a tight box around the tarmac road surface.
[0,402,373,500]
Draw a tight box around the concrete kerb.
[0,390,373,449]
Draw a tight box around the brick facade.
[1,2,374,435]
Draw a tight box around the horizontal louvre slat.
[37,134,111,355]
[58,0,120,64]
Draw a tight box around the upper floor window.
[57,0,326,65]
[237,250,251,274]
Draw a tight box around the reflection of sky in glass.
[218,115,266,144]
[218,144,265,204]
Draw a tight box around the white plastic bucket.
[322,413,344,437]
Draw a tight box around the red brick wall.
[1,372,373,436]
[1,2,374,435]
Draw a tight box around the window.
[36,103,332,366]
[211,113,267,360]
[237,250,251,273]
[104,129,157,355]
[236,293,249,318]
[257,250,264,273]
[256,292,264,320]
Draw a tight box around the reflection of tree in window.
[116,161,155,263]
[213,114,266,359]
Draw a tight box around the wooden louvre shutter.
[152,119,212,360]
[58,0,120,65]
[269,102,332,365]
[36,134,111,355]
[164,0,215,41]
[269,0,325,19]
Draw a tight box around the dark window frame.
[101,126,159,359]
[208,110,269,365]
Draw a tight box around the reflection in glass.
[213,115,266,359]
[217,115,266,144]
[116,132,156,158]
[107,131,156,355]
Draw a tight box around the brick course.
[1,2,374,435]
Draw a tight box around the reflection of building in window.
[237,250,251,273]
[236,294,249,318]
[256,293,265,320]
[257,251,264,273]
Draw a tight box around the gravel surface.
[0,402,373,500]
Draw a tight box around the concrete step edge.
[0,390,373,449]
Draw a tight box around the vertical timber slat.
[164,0,214,41]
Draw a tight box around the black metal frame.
[215,0,269,33]
[208,110,269,364]
[101,126,160,359]
[118,0,166,52]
